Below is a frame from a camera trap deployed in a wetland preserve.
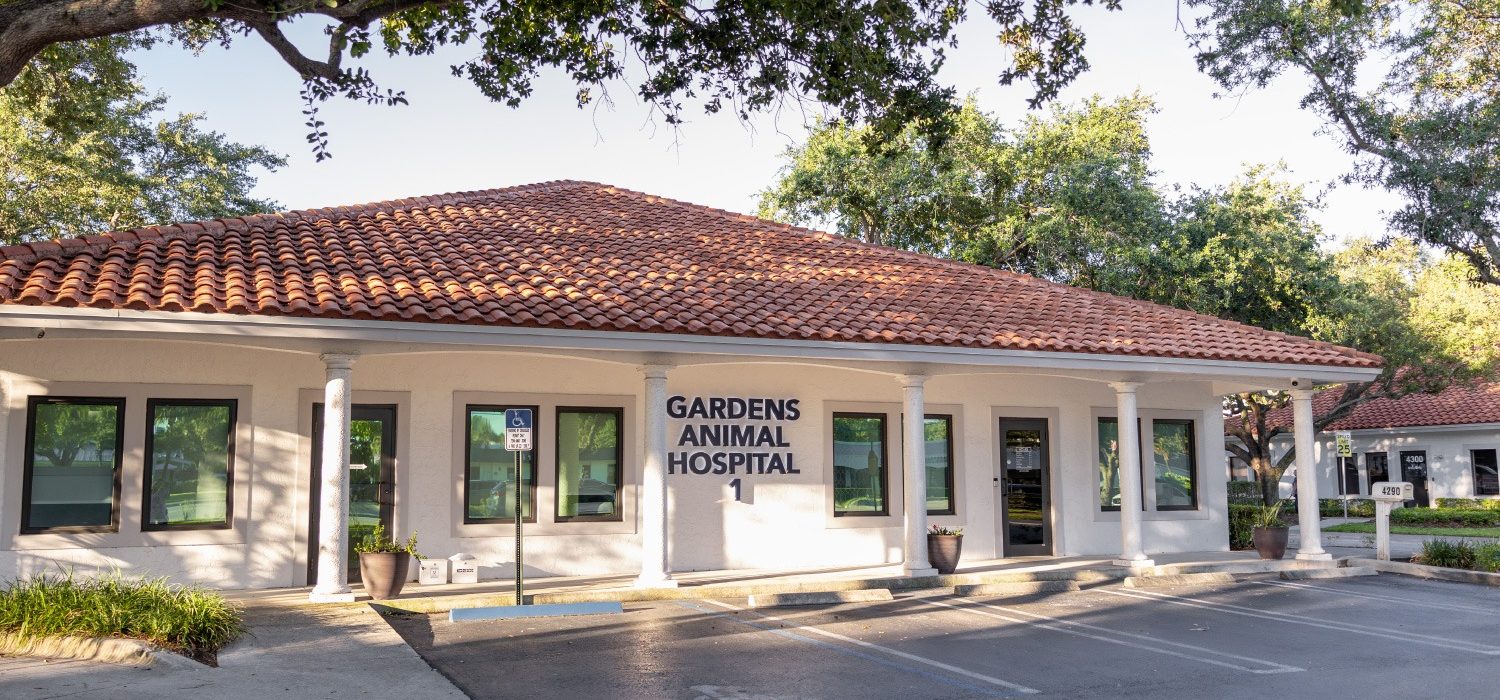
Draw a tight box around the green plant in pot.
[1251,500,1289,560]
[927,525,963,575]
[355,523,422,600]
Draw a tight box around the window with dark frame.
[1151,419,1198,511]
[924,415,955,516]
[22,397,125,533]
[1473,449,1499,497]
[1366,452,1390,489]
[143,399,236,530]
[833,413,888,516]
[464,405,539,524]
[1340,457,1360,497]
[555,407,623,522]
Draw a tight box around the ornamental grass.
[0,572,244,664]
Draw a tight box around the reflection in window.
[556,409,621,520]
[1152,420,1197,510]
[145,400,235,529]
[1474,449,1499,497]
[1098,418,1120,511]
[925,416,954,515]
[833,414,887,516]
[25,398,124,531]
[466,407,537,522]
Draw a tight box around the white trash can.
[418,558,448,585]
[449,553,480,585]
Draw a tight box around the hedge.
[1433,498,1500,511]
[1228,504,1258,550]
[1414,539,1500,572]
[1319,498,1375,517]
[1226,481,1263,505]
[1391,507,1500,527]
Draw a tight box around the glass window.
[1152,419,1198,510]
[144,400,235,529]
[1340,457,1360,496]
[1366,452,1389,491]
[1098,417,1121,511]
[833,413,887,516]
[555,408,622,521]
[465,406,537,523]
[924,415,955,516]
[23,397,124,532]
[1474,449,1499,497]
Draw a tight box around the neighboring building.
[0,181,1380,598]
[1233,381,1500,506]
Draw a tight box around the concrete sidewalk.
[0,602,464,700]
[226,550,1342,613]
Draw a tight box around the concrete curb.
[1123,572,1237,588]
[747,589,894,607]
[370,569,1126,613]
[1154,559,1338,576]
[954,580,1080,596]
[0,632,163,668]
[1346,558,1500,586]
[1280,566,1378,580]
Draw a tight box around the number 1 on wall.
[729,478,742,502]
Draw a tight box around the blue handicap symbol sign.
[504,408,533,430]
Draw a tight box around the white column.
[1110,382,1154,568]
[310,352,357,602]
[1292,386,1332,560]
[901,375,937,576]
[635,364,677,587]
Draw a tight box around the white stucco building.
[0,181,1381,599]
[1238,381,1500,507]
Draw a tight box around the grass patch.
[0,573,244,664]
[1323,522,1500,538]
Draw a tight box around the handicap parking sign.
[505,408,533,430]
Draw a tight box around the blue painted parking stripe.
[679,601,1038,696]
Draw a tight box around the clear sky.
[129,3,1386,242]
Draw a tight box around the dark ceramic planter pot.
[928,535,963,575]
[358,552,411,600]
[1252,526,1289,560]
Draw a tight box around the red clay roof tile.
[1261,381,1500,431]
[0,180,1382,368]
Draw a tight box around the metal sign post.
[1370,481,1413,561]
[504,409,533,605]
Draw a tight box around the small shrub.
[1227,481,1263,505]
[1414,539,1477,569]
[355,523,422,558]
[929,525,963,536]
[0,573,243,663]
[1228,505,1258,550]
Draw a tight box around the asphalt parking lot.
[384,575,1500,699]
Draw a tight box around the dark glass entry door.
[1400,450,1430,508]
[309,404,397,583]
[998,418,1051,556]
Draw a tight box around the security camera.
[35,329,45,339]
[1289,379,1303,388]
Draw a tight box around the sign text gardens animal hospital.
[667,396,802,477]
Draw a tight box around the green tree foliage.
[0,0,1120,159]
[759,95,1167,297]
[1189,0,1500,286]
[0,36,284,243]
[761,95,1480,504]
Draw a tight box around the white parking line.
[692,600,1040,695]
[1255,579,1500,616]
[919,598,1303,675]
[1102,588,1500,655]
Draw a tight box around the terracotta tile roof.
[0,180,1381,368]
[1261,380,1500,431]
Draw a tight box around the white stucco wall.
[1,338,1231,589]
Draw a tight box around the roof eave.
[0,305,1383,386]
